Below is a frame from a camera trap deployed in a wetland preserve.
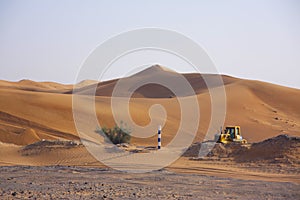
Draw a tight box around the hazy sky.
[0,0,299,88]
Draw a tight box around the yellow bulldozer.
[217,126,247,144]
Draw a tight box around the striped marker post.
[158,125,162,150]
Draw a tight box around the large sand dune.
[69,65,239,98]
[1,65,299,146]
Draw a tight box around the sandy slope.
[1,66,299,146]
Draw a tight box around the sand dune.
[0,65,299,146]
[70,65,239,98]
[0,79,72,94]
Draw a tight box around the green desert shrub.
[95,122,131,144]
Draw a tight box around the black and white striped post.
[158,125,162,149]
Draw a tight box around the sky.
[0,0,299,88]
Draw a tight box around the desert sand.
[0,65,300,199]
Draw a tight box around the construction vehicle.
[217,126,247,144]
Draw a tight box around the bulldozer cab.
[225,126,240,139]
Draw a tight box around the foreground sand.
[0,136,299,199]
[1,166,299,200]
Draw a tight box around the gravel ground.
[0,166,299,200]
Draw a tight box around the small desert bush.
[95,122,131,144]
